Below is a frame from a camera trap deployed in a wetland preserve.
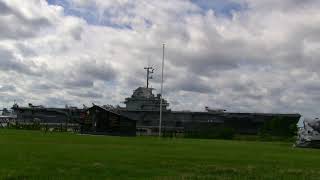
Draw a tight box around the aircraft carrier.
[11,67,301,136]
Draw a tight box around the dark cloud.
[0,1,11,15]
[15,43,37,57]
[126,75,144,88]
[68,91,103,98]
[299,82,320,96]
[78,60,117,81]
[167,74,213,94]
[0,1,51,40]
[0,93,23,105]
[0,48,37,75]
[0,85,16,92]
[61,60,117,88]
[70,25,83,40]
[30,83,60,92]
[64,78,94,88]
[178,81,212,93]
[191,54,239,74]
[43,97,73,107]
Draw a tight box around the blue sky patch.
[47,0,132,29]
[47,0,245,27]
[191,0,246,17]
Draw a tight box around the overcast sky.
[0,0,320,118]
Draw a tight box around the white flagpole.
[159,44,165,137]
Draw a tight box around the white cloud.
[0,0,320,118]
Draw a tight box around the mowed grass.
[0,130,319,180]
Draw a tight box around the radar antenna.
[144,66,154,88]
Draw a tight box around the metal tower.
[144,66,154,88]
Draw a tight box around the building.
[0,108,16,127]
[81,105,136,136]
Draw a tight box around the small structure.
[0,108,16,127]
[81,105,136,136]
[0,115,16,128]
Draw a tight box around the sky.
[0,0,320,118]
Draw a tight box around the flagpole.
[159,44,165,137]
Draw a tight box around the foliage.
[8,122,41,130]
[184,126,236,140]
[259,117,298,138]
[234,134,297,142]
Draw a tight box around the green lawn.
[0,129,319,180]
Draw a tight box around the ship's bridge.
[132,87,154,98]
[124,87,169,111]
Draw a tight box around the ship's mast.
[144,66,154,88]
[159,43,165,137]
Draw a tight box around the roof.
[170,111,301,117]
[88,105,136,121]
[12,106,85,112]
[0,115,17,119]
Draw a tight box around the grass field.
[0,129,319,180]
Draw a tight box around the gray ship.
[11,67,301,136]
[119,67,300,135]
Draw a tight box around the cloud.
[64,78,94,88]
[0,48,41,75]
[77,60,117,81]
[68,90,103,98]
[0,85,15,92]
[62,59,117,88]
[0,1,51,40]
[0,0,320,118]
[191,0,246,17]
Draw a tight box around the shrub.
[7,122,41,130]
[259,117,297,138]
[185,126,235,140]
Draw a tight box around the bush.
[259,117,297,138]
[185,126,235,140]
[7,122,41,130]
